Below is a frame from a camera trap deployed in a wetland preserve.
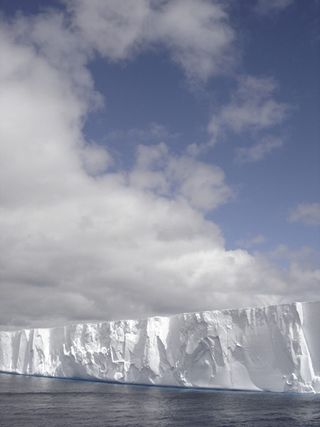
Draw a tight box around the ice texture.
[0,301,319,392]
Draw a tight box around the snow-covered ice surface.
[0,301,319,393]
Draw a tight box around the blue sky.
[0,0,319,325]
[82,1,318,251]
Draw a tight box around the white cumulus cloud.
[0,4,318,328]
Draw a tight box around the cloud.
[104,123,180,150]
[235,136,284,163]
[268,244,320,267]
[289,203,320,226]
[0,5,318,327]
[80,143,113,175]
[0,16,237,326]
[236,234,266,249]
[64,0,235,81]
[208,76,289,145]
[255,0,294,15]
[129,143,233,211]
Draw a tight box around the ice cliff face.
[0,301,319,393]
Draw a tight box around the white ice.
[0,301,319,392]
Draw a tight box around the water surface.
[0,373,319,426]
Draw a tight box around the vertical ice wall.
[0,301,319,392]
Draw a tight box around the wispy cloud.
[289,203,320,226]
[208,76,290,146]
[64,0,235,81]
[105,123,180,146]
[235,136,284,163]
[254,0,294,15]
[236,234,266,249]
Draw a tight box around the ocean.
[0,373,319,426]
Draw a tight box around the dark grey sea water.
[0,373,320,427]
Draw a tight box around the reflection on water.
[0,373,320,426]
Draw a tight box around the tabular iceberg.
[0,301,319,393]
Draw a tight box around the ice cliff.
[0,301,319,393]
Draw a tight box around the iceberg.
[0,301,319,393]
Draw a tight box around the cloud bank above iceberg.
[0,1,319,327]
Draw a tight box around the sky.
[0,0,319,327]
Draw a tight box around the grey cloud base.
[0,301,319,393]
